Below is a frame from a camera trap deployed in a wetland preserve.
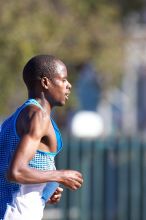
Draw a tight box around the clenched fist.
[59,170,83,190]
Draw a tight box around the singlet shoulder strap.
[13,99,44,138]
[16,99,45,116]
[23,99,44,111]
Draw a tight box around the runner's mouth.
[65,93,70,100]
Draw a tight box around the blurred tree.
[0,0,142,115]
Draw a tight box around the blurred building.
[122,22,146,135]
[98,22,146,136]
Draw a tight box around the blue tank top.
[0,99,63,219]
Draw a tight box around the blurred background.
[1,0,146,219]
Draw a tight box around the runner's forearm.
[7,166,62,184]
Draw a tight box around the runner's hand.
[47,187,63,204]
[59,170,83,190]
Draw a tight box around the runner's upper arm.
[9,110,48,173]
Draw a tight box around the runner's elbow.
[7,166,26,183]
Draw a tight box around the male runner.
[0,55,83,220]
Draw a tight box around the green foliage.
[0,0,130,115]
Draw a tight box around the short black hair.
[23,55,60,90]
